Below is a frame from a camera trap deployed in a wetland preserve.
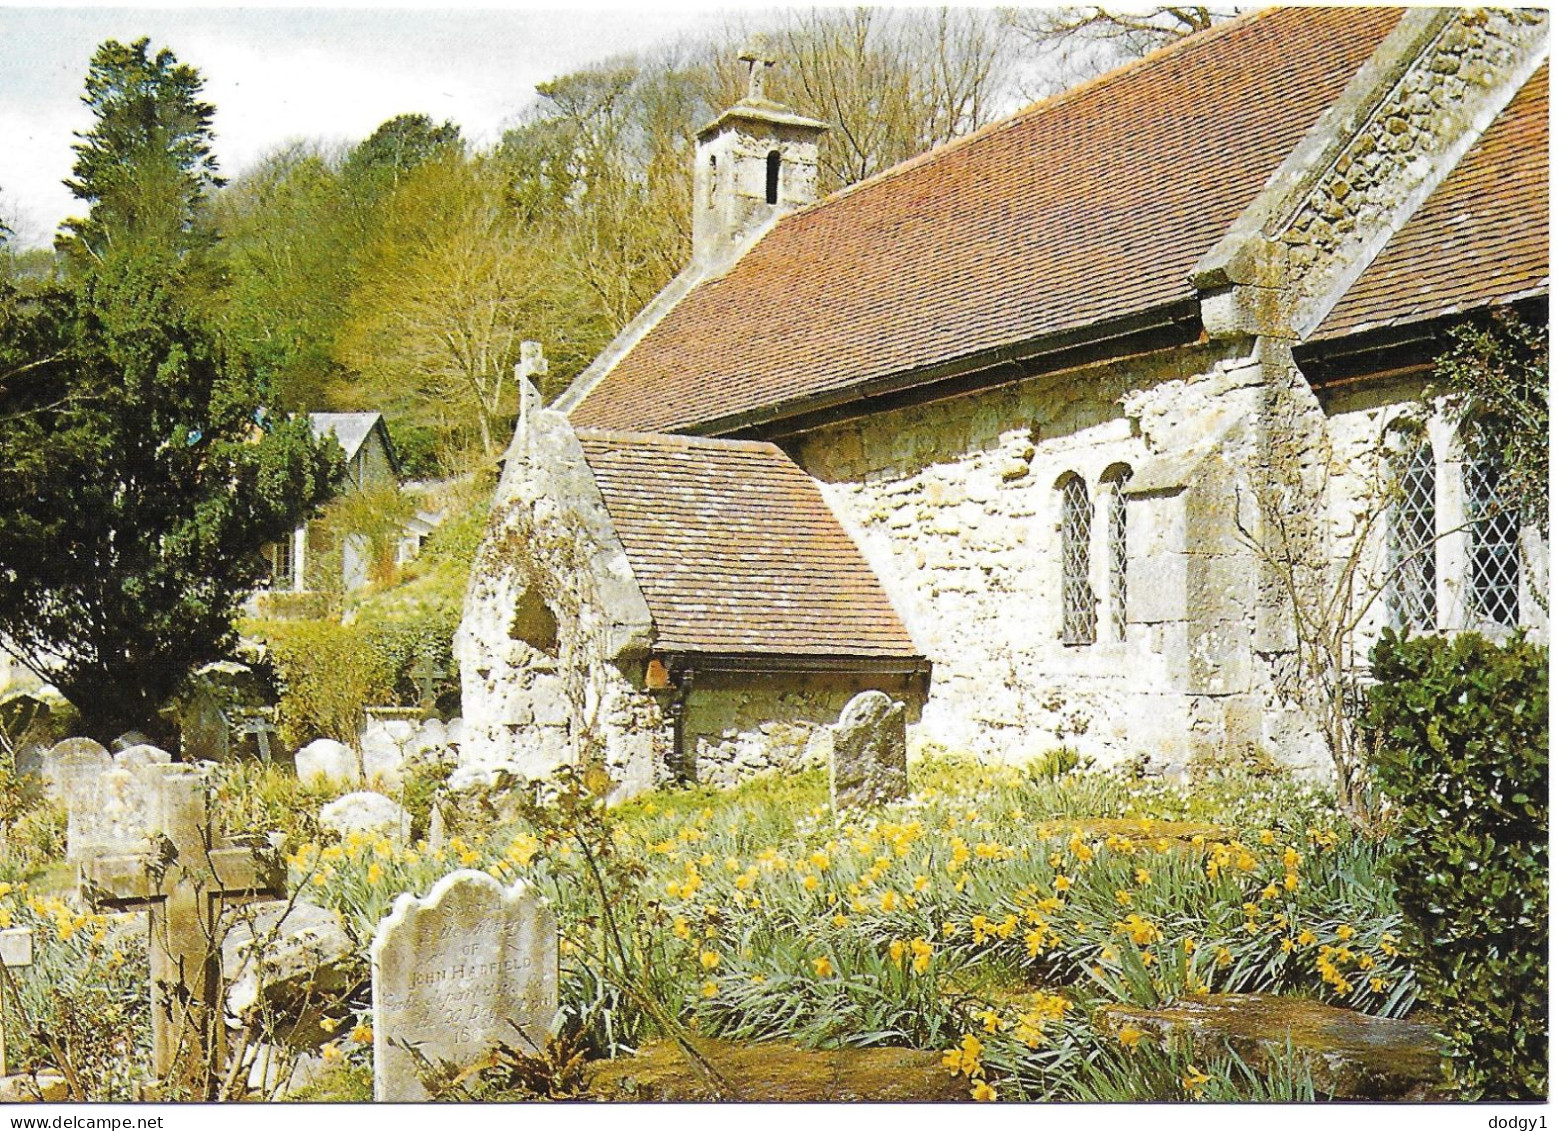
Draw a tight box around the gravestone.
[371,870,557,1101]
[360,723,411,789]
[41,738,109,806]
[179,683,231,764]
[295,739,359,789]
[81,765,284,1096]
[829,691,909,811]
[12,744,45,782]
[320,791,411,842]
[67,745,174,865]
[0,927,33,1076]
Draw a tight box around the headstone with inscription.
[67,745,174,865]
[370,870,557,1101]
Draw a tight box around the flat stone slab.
[586,1038,969,1102]
[1096,993,1444,1099]
[1032,817,1230,846]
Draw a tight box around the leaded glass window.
[1388,442,1436,633]
[1106,472,1130,642]
[1463,447,1520,628]
[1061,475,1096,645]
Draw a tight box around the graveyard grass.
[241,753,1425,1103]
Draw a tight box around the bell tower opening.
[691,34,828,267]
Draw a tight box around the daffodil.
[812,955,834,978]
[971,1080,998,1102]
[1117,1026,1144,1049]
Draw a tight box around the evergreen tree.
[59,37,224,264]
[0,39,341,741]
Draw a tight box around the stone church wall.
[680,671,919,789]
[455,400,672,802]
[794,339,1283,775]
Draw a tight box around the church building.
[456,7,1549,799]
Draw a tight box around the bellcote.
[692,37,828,268]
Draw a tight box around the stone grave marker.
[371,870,557,1101]
[320,791,411,843]
[81,764,284,1096]
[0,927,33,1076]
[67,745,174,865]
[295,738,359,789]
[179,683,231,764]
[41,737,109,806]
[830,690,909,811]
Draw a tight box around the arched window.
[1060,474,1096,645]
[707,155,718,207]
[1388,440,1437,633]
[1101,465,1132,642]
[1463,440,1520,628]
[765,151,781,205]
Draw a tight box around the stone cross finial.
[81,765,283,1096]
[517,340,548,387]
[738,34,776,101]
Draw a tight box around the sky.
[0,4,742,246]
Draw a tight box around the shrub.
[1367,630,1548,1099]
[257,619,396,748]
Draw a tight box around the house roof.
[575,429,921,661]
[569,6,1405,435]
[309,412,390,464]
[1313,63,1549,341]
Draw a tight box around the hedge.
[1367,629,1548,1099]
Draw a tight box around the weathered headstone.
[360,724,410,789]
[295,738,359,789]
[67,745,174,865]
[81,765,284,1096]
[114,744,173,772]
[41,737,109,806]
[829,691,909,811]
[370,870,557,1101]
[320,791,411,843]
[178,684,231,764]
[12,744,45,782]
[0,927,33,1076]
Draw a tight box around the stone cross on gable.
[82,765,283,1096]
[738,35,776,102]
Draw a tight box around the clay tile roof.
[570,7,1403,435]
[1314,63,1549,341]
[575,429,920,660]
